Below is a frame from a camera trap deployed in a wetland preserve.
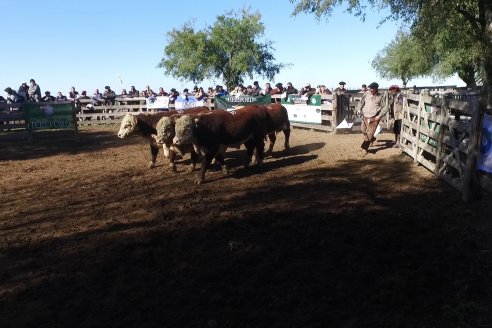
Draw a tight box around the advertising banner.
[214,95,271,110]
[175,96,205,110]
[146,96,170,110]
[22,102,75,130]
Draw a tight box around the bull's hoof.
[169,164,177,173]
[194,178,203,185]
[185,166,195,174]
[148,162,156,169]
[222,167,230,175]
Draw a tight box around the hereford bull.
[263,103,291,154]
[173,105,272,184]
[117,107,210,171]
[155,107,211,172]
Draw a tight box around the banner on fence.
[281,95,322,124]
[477,113,492,173]
[214,95,271,110]
[146,96,169,110]
[175,96,205,110]
[22,102,75,130]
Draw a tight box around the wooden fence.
[400,92,491,201]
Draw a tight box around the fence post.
[462,95,481,202]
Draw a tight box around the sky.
[1,0,465,96]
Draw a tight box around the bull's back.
[265,104,290,132]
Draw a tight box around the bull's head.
[173,115,194,145]
[117,114,138,138]
[155,116,175,145]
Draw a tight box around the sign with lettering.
[213,95,271,110]
[22,102,75,130]
[175,96,205,110]
[146,96,170,110]
[283,103,322,124]
[281,94,321,106]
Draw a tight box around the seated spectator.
[251,81,261,96]
[92,89,103,105]
[334,81,347,94]
[17,82,28,102]
[56,91,68,101]
[230,85,244,96]
[128,85,139,97]
[28,79,42,102]
[5,87,25,103]
[316,84,332,95]
[195,86,206,101]
[79,91,90,99]
[103,86,116,105]
[168,88,179,104]
[269,82,284,95]
[157,87,168,96]
[299,83,316,98]
[41,91,56,102]
[261,82,272,95]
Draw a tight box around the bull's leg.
[186,150,198,173]
[255,136,265,168]
[283,128,291,150]
[148,145,159,168]
[168,149,177,172]
[214,152,229,175]
[266,132,276,155]
[196,148,216,185]
[244,139,257,167]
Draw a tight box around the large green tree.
[158,8,285,91]
[371,32,433,88]
[290,0,492,109]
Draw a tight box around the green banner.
[23,102,75,130]
[281,94,321,106]
[214,95,271,110]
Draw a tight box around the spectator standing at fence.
[250,81,261,96]
[269,82,284,95]
[299,83,316,99]
[158,87,168,96]
[316,84,332,95]
[41,91,56,102]
[356,82,390,154]
[168,88,179,104]
[17,82,28,102]
[145,85,155,97]
[260,82,272,95]
[5,87,24,103]
[334,81,347,94]
[207,87,215,97]
[28,79,41,102]
[284,82,298,96]
[215,85,227,96]
[128,86,139,97]
[230,85,244,96]
[68,86,79,100]
[389,85,404,148]
[359,84,368,93]
[80,91,89,99]
[195,86,206,101]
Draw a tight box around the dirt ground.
[1,126,491,328]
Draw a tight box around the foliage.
[157,8,285,90]
[290,0,491,91]
[371,32,433,87]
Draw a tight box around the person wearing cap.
[28,79,41,102]
[388,85,404,148]
[355,82,390,154]
[103,86,116,105]
[41,91,56,102]
[284,82,298,96]
[298,83,316,98]
[334,81,347,94]
[269,82,284,95]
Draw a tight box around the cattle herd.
[117,104,291,184]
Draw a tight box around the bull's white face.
[155,117,174,145]
[173,115,194,145]
[117,114,138,138]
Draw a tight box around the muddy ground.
[1,126,491,328]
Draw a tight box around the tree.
[157,8,285,91]
[290,0,492,109]
[371,32,434,88]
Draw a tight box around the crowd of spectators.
[3,79,353,109]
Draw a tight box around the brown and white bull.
[263,103,291,154]
[154,107,211,172]
[117,111,178,169]
[173,105,271,184]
